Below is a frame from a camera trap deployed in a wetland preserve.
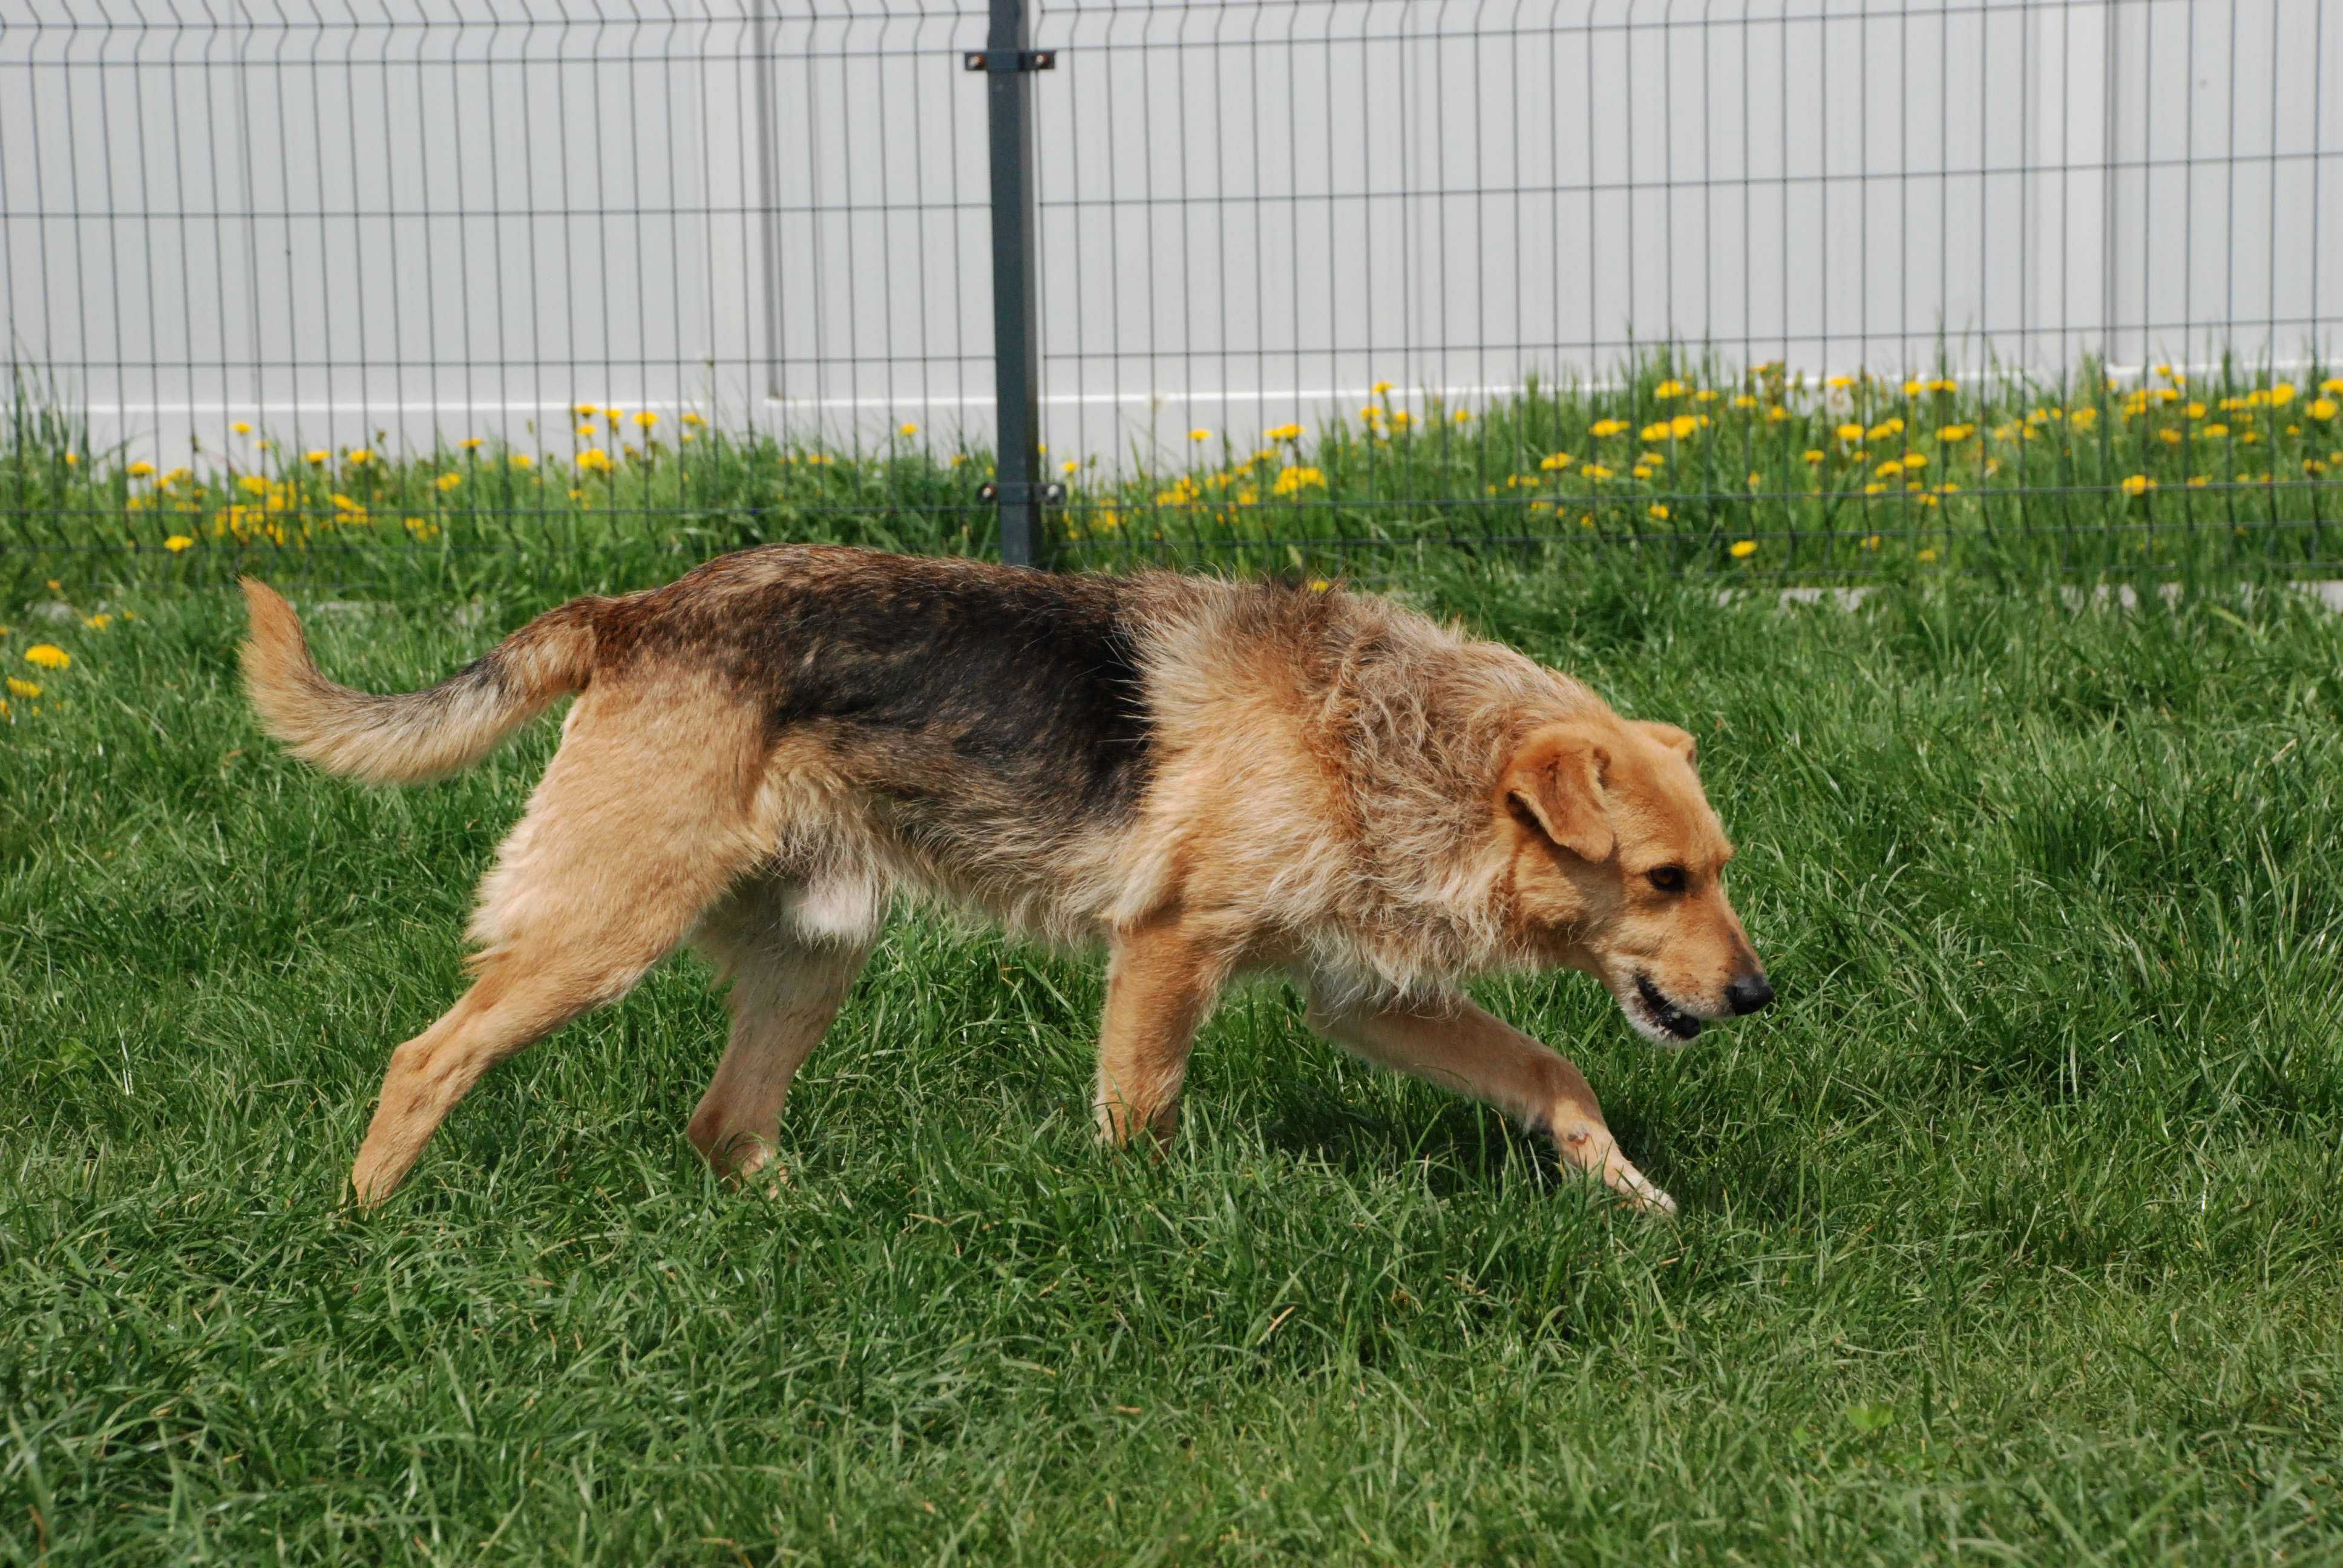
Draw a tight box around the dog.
[241,545,1769,1215]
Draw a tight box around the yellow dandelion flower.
[1731,394,1760,410]
[2067,407,2100,430]
[2270,382,2297,406]
[1803,449,1825,464]
[2309,398,2339,422]
[634,411,659,430]
[1937,423,1974,443]
[1836,423,1865,442]
[1631,466,1654,481]
[2120,473,2153,497]
[235,474,267,496]
[1728,539,1757,558]
[1863,482,1888,495]
[1861,534,1882,550]
[2158,428,2183,446]
[2154,364,2175,379]
[510,452,535,470]
[436,472,462,492]
[1826,374,1854,391]
[127,460,156,479]
[1653,379,1686,400]
[1061,459,1079,475]
[2203,423,2229,438]
[1747,472,1763,489]
[604,408,626,426]
[1866,417,1906,440]
[1916,548,1939,563]
[2187,475,2210,486]
[1582,463,1615,480]
[25,644,70,671]
[1370,381,1393,395]
[1453,409,1472,423]
[1902,379,1925,397]
[1639,421,1670,443]
[1188,428,1211,442]
[1875,459,1905,479]
[230,420,253,436]
[1589,419,1630,439]
[5,677,38,699]
[1648,503,1671,520]
[63,452,79,466]
[573,402,598,417]
[577,447,614,473]
[1389,410,1415,428]
[1539,452,1574,471]
[165,534,194,552]
[1928,378,1959,394]
[82,613,111,632]
[1265,423,1304,442]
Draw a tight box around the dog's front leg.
[1304,988,1676,1216]
[1094,918,1232,1147]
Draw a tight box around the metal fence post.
[969,0,1052,567]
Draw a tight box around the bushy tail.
[240,579,599,785]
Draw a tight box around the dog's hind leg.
[1304,986,1677,1217]
[347,687,768,1210]
[686,880,872,1182]
[1094,918,1233,1147]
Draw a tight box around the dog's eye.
[1647,866,1688,894]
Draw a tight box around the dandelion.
[1653,379,1686,400]
[1648,503,1671,520]
[82,613,111,632]
[2270,382,2298,407]
[2311,399,2339,422]
[1061,459,1078,475]
[1539,452,1574,471]
[1589,419,1630,439]
[1265,423,1304,442]
[1803,449,1826,464]
[2202,423,2229,438]
[233,474,268,497]
[436,472,462,492]
[1453,409,1472,423]
[1358,405,1383,423]
[1188,428,1211,442]
[1370,381,1393,395]
[604,408,626,426]
[127,460,156,479]
[1937,423,1974,443]
[1728,540,1757,558]
[1731,394,1760,410]
[2187,475,2211,487]
[574,402,598,417]
[1836,423,1865,442]
[1863,482,1888,495]
[2158,429,2183,446]
[1631,466,1654,482]
[2154,364,2175,379]
[1747,471,1763,489]
[63,452,79,466]
[575,423,597,441]
[2068,407,2099,431]
[1668,414,1702,439]
[1867,417,1906,440]
[25,644,70,671]
[1875,459,1905,479]
[1640,421,1671,443]
[5,677,37,699]
[634,411,659,430]
[510,452,535,470]
[1767,404,1791,423]
[1582,463,1616,480]
[1826,375,1855,390]
[1389,410,1415,428]
[2120,473,2153,497]
[1902,379,1926,397]
[1271,465,1327,496]
[577,447,614,474]
[349,448,375,465]
[165,534,194,552]
[1861,534,1882,550]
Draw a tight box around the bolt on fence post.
[971,0,1050,567]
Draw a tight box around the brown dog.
[242,546,1769,1215]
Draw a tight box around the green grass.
[13,351,2343,603]
[5,559,2343,1563]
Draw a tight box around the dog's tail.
[240,578,601,785]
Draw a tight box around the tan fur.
[244,547,1768,1216]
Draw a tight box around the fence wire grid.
[5,0,2343,595]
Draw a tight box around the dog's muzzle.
[1633,975,1703,1042]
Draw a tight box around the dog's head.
[1495,716,1770,1044]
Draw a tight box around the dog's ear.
[1501,724,1614,862]
[1635,720,1697,768]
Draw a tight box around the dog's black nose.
[1725,972,1775,1016]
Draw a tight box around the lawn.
[11,351,2343,603]
[4,560,2343,1563]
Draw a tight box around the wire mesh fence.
[4,0,2342,598]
